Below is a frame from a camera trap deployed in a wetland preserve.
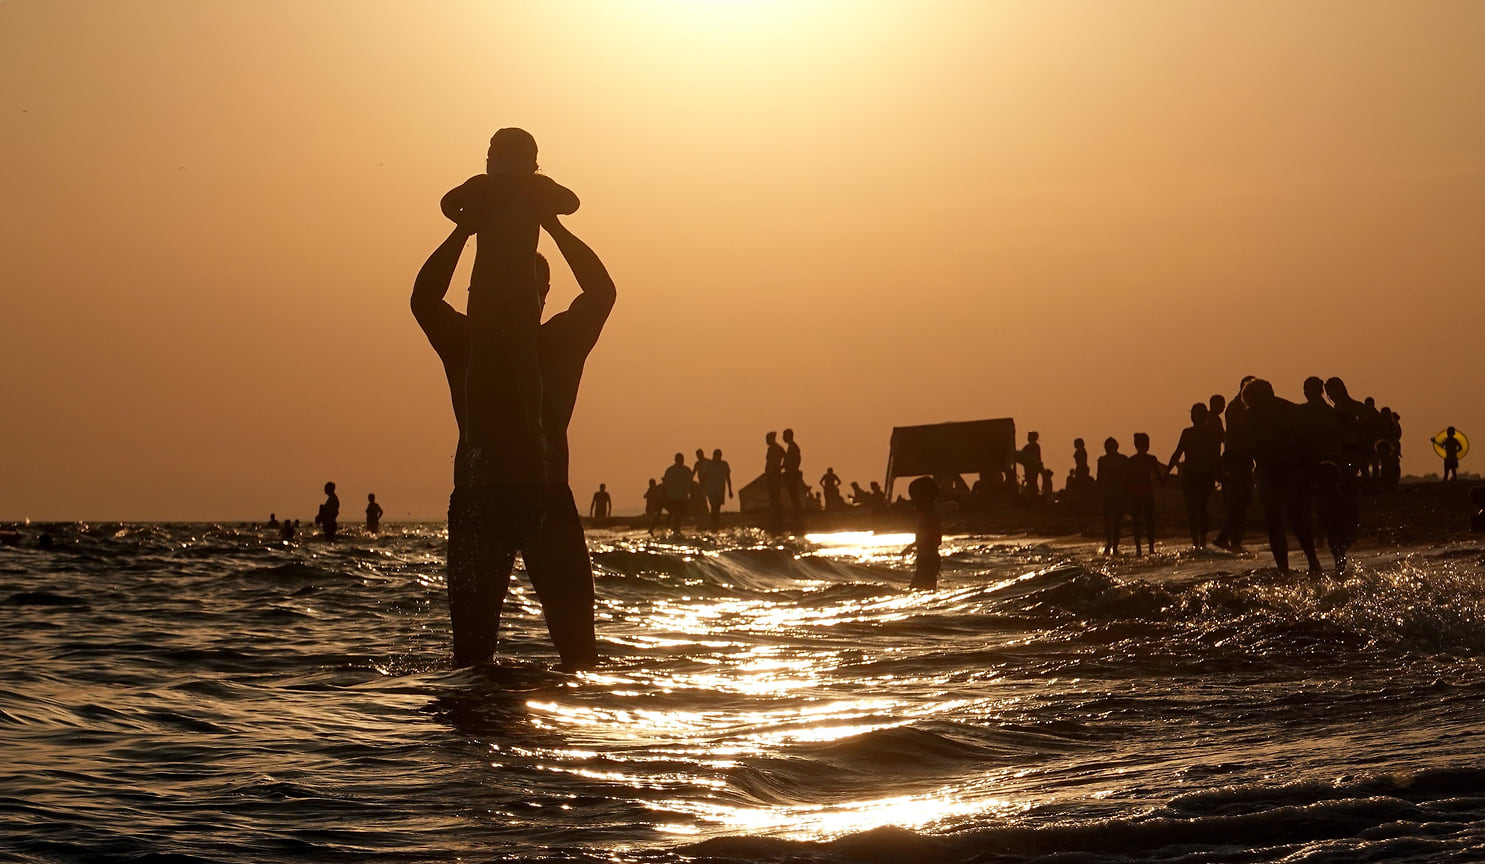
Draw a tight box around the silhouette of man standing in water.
[782,428,804,533]
[764,431,785,533]
[1241,378,1322,574]
[315,482,339,540]
[412,211,614,669]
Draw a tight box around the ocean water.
[5,522,1485,863]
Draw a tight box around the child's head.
[1448,426,1457,437]
[368,493,376,502]
[1103,437,1119,454]
[1133,432,1149,453]
[1074,438,1085,449]
[907,476,939,506]
[487,127,539,174]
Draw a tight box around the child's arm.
[440,175,488,226]
[534,174,580,216]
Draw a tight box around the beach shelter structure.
[885,417,1017,498]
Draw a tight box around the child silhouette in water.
[907,476,941,590]
[441,128,579,486]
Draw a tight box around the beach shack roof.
[886,417,1017,498]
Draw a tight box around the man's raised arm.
[411,226,473,321]
[540,215,616,313]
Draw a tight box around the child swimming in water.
[441,128,579,486]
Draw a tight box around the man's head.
[1104,437,1119,454]
[766,431,777,445]
[713,449,723,460]
[1209,394,1226,414]
[1133,432,1149,453]
[368,493,375,502]
[783,428,794,443]
[696,448,706,460]
[324,481,335,494]
[673,452,685,465]
[487,127,538,174]
[1190,402,1208,425]
[599,483,606,491]
[1242,378,1275,409]
[1303,376,1325,403]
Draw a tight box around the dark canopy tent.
[885,418,1017,498]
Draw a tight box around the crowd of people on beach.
[1084,375,1401,574]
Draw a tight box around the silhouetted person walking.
[1441,427,1463,482]
[1128,433,1163,555]
[701,448,733,530]
[764,431,785,533]
[820,467,844,510]
[1167,403,1220,549]
[589,484,611,520]
[365,493,383,533]
[412,208,613,669]
[1215,376,1256,552]
[315,482,339,540]
[782,428,804,533]
[1097,438,1129,555]
[662,453,692,536]
[1242,378,1322,574]
[645,479,665,535]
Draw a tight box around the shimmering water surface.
[5,523,1485,863]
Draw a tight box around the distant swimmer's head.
[1241,378,1275,409]
[487,127,539,174]
[1103,437,1120,454]
[1133,432,1149,452]
[907,475,939,505]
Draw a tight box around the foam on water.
[3,522,1485,863]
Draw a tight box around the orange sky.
[2,1,1482,521]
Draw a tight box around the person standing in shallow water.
[702,449,733,531]
[763,431,785,533]
[1441,427,1463,482]
[1242,378,1322,574]
[365,493,383,534]
[315,482,340,540]
[1127,433,1163,556]
[589,484,611,521]
[1097,438,1130,555]
[781,428,804,533]
[908,476,941,590]
[411,209,614,670]
[1167,403,1220,549]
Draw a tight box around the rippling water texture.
[5,523,1485,863]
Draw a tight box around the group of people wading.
[412,129,612,670]
[1100,375,1393,575]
